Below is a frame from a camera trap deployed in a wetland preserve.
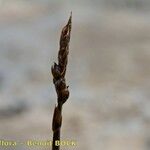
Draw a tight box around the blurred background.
[0,0,150,150]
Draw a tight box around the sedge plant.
[51,13,72,150]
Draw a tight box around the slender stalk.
[51,13,72,150]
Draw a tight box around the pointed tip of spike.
[70,11,72,18]
[67,12,72,26]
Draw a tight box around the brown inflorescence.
[51,13,72,150]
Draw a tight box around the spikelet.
[51,13,72,150]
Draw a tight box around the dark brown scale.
[51,62,61,79]
[57,88,70,104]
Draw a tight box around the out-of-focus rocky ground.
[0,0,150,150]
